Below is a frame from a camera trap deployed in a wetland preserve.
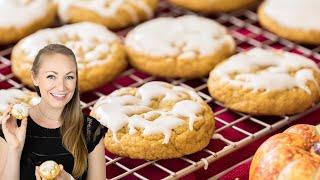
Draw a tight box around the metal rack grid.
[1,0,320,179]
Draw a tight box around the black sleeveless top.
[0,115,107,180]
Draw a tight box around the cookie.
[0,89,40,119]
[0,0,56,45]
[57,0,158,30]
[90,81,215,160]
[125,15,235,78]
[208,48,320,115]
[11,103,29,120]
[11,22,127,92]
[169,0,258,13]
[39,160,60,180]
[258,0,320,44]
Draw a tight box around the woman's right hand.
[1,106,27,154]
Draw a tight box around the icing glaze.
[94,81,205,143]
[57,0,154,23]
[125,15,235,58]
[0,89,40,113]
[263,0,320,30]
[11,103,29,119]
[17,22,120,69]
[212,48,320,93]
[0,0,52,28]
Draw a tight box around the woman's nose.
[56,78,66,91]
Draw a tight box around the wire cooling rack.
[1,0,320,179]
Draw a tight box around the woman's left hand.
[35,164,73,180]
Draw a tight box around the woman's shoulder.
[82,114,107,153]
[83,114,102,135]
[83,114,98,125]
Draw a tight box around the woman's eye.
[66,76,74,80]
[47,75,55,79]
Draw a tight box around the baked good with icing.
[0,0,56,45]
[258,0,320,44]
[11,22,127,92]
[169,0,258,13]
[39,160,60,180]
[56,0,158,30]
[11,103,29,120]
[250,124,320,180]
[0,89,40,121]
[90,81,215,160]
[208,48,320,115]
[125,15,235,79]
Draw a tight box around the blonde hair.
[32,44,88,178]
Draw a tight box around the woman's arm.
[0,139,21,180]
[86,139,106,180]
[0,107,27,180]
[0,138,8,177]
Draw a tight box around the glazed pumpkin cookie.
[11,22,127,92]
[90,81,215,160]
[208,48,320,116]
[0,0,56,45]
[125,15,235,79]
[258,0,320,44]
[57,0,158,30]
[169,0,258,13]
[0,89,40,120]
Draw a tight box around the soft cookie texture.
[91,81,215,160]
[11,22,127,92]
[56,0,158,30]
[208,48,320,116]
[169,0,258,13]
[0,0,56,45]
[125,15,235,79]
[258,0,320,44]
[0,89,40,121]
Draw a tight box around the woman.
[0,44,106,180]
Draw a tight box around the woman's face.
[32,53,77,109]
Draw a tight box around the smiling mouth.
[50,93,67,101]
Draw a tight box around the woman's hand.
[1,106,27,154]
[35,165,73,180]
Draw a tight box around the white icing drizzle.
[39,161,58,176]
[0,89,25,112]
[263,0,320,30]
[31,97,41,105]
[137,81,202,105]
[57,0,154,23]
[201,158,209,170]
[0,0,51,28]
[128,114,183,144]
[212,48,320,93]
[17,22,119,70]
[0,89,39,121]
[125,15,235,58]
[12,103,29,118]
[172,100,202,131]
[94,81,204,143]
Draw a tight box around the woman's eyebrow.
[45,71,58,74]
[66,71,75,75]
[45,71,75,75]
